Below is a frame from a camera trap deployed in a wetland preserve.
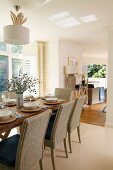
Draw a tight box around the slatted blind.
[23,59,30,76]
[38,42,49,96]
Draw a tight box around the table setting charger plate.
[44,98,65,105]
[0,110,17,124]
[44,101,62,105]
[20,102,42,112]
[20,107,42,112]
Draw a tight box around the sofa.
[88,84,105,105]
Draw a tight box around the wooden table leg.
[0,129,11,140]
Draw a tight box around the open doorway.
[87,64,107,105]
[81,64,107,127]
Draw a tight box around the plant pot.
[16,93,23,109]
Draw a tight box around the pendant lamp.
[3,5,30,45]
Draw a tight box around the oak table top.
[0,99,66,139]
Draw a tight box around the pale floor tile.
[43,123,113,170]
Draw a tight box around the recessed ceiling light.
[80,15,98,22]
[48,11,70,21]
[55,17,80,28]
[35,0,52,6]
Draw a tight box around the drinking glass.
[1,91,10,107]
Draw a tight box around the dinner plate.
[23,103,38,110]
[0,110,13,120]
[6,102,16,106]
[0,114,16,124]
[44,101,62,105]
[20,107,42,112]
[45,98,58,102]
[24,97,37,101]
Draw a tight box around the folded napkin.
[0,104,6,109]
[38,105,48,109]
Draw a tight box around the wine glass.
[1,91,10,108]
[27,92,33,102]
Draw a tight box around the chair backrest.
[15,110,51,170]
[54,88,73,100]
[51,101,75,146]
[68,95,86,132]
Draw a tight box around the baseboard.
[105,122,113,128]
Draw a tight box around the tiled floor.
[10,123,113,170]
[43,123,113,170]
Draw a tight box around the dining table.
[0,98,66,140]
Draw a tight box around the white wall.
[82,56,107,65]
[106,28,113,127]
[59,39,83,87]
[82,42,108,65]
[48,40,59,94]
[47,39,83,91]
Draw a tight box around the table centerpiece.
[3,70,39,108]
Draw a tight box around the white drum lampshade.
[3,25,30,45]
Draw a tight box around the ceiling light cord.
[14,5,20,12]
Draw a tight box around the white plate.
[0,111,13,120]
[23,102,38,109]
[6,99,16,104]
[45,98,57,102]
[20,107,42,112]
[8,99,16,102]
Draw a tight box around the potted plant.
[3,70,39,108]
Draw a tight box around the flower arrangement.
[4,70,39,94]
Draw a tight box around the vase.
[16,93,23,109]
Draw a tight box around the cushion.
[0,134,20,167]
[45,119,54,140]
[50,114,56,122]
[99,87,105,101]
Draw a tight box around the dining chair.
[0,109,51,170]
[67,95,86,153]
[54,88,73,100]
[44,101,75,170]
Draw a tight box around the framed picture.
[68,56,78,65]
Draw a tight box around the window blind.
[38,42,49,96]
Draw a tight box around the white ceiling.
[0,0,113,57]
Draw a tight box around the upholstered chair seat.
[67,95,86,153]
[0,110,51,170]
[44,101,75,170]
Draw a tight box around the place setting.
[1,91,16,107]
[24,95,37,102]
[43,97,65,105]
[5,99,16,107]
[20,102,43,113]
[0,110,17,124]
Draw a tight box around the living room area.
[80,64,107,127]
[87,64,107,105]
